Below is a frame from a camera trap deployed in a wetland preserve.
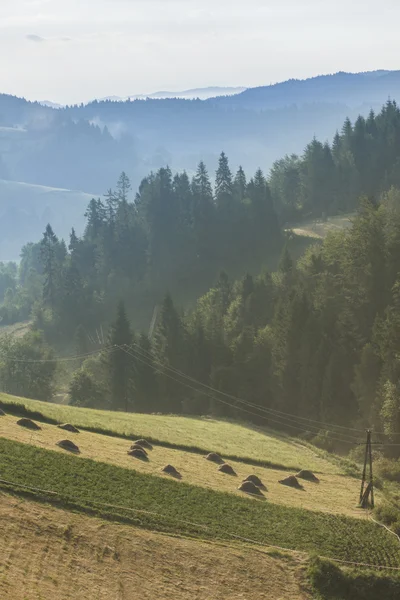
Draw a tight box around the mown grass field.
[0,437,399,568]
[0,493,309,600]
[0,414,366,517]
[290,214,353,240]
[0,393,354,475]
[0,321,31,340]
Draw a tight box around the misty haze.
[2,2,400,599]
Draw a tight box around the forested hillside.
[1,70,400,198]
[212,70,400,110]
[2,101,400,459]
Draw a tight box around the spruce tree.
[215,152,233,207]
[133,333,159,413]
[40,224,59,310]
[117,171,132,202]
[155,293,187,413]
[106,301,133,411]
[233,166,247,201]
[191,161,215,266]
[279,244,293,274]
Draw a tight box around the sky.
[1,0,400,105]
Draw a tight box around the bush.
[69,370,105,408]
[311,431,335,453]
[0,331,56,400]
[374,503,400,536]
[308,556,400,600]
[308,556,346,598]
[375,458,400,483]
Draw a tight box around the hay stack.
[238,481,264,496]
[296,469,319,483]
[162,464,181,478]
[279,475,303,489]
[128,448,148,460]
[58,423,80,433]
[133,439,153,450]
[218,463,236,476]
[56,439,80,453]
[129,443,148,455]
[0,408,5,416]
[243,474,264,488]
[205,452,224,464]
[16,418,41,430]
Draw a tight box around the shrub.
[374,503,400,536]
[308,556,400,600]
[69,370,105,408]
[375,458,400,483]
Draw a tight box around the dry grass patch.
[0,320,31,340]
[290,215,353,240]
[0,492,309,600]
[0,393,348,474]
[0,416,369,518]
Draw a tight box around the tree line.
[270,99,400,223]
[2,101,400,457]
[4,154,281,337]
[5,101,400,335]
[67,191,400,460]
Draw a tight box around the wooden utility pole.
[359,429,374,509]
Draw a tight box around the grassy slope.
[0,415,366,518]
[1,438,399,567]
[0,493,308,600]
[0,393,351,474]
[0,321,31,339]
[290,214,353,240]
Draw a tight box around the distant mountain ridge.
[97,86,247,103]
[37,87,247,108]
[208,70,400,110]
[1,69,400,258]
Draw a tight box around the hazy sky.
[1,0,399,104]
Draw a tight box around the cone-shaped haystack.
[218,463,237,476]
[205,452,224,464]
[296,470,319,483]
[17,418,41,430]
[238,481,264,496]
[133,439,153,450]
[128,448,148,460]
[279,475,303,489]
[130,443,148,455]
[57,439,80,453]
[58,423,80,433]
[162,464,181,478]
[243,474,264,488]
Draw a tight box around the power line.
[0,346,115,364]
[118,345,360,445]
[1,476,399,571]
[127,342,365,438]
[127,342,400,439]
[123,344,361,442]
